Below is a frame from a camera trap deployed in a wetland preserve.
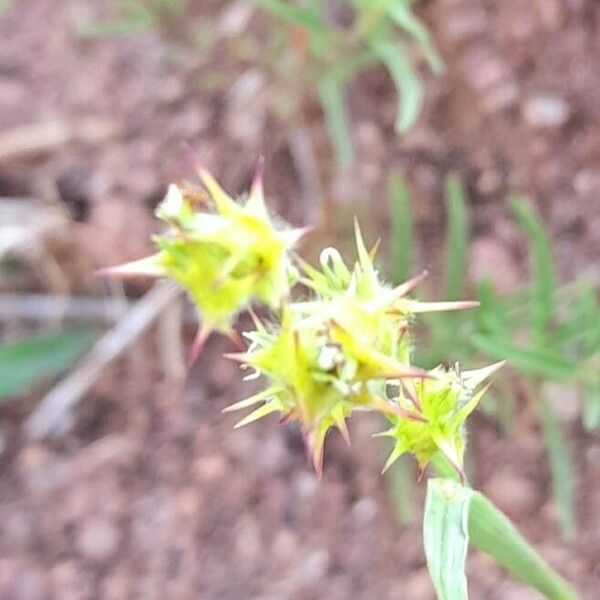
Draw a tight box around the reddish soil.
[0,1,598,598]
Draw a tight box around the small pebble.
[75,517,121,564]
[351,497,378,524]
[299,549,329,583]
[523,94,570,128]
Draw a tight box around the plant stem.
[469,491,580,600]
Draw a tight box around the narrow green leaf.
[475,280,509,337]
[77,0,155,37]
[384,0,444,73]
[388,172,412,284]
[257,0,326,35]
[445,174,469,300]
[583,381,600,431]
[469,491,579,600]
[537,392,576,541]
[510,198,554,344]
[424,478,473,600]
[317,51,376,168]
[370,38,422,132]
[0,329,97,399]
[577,286,600,354]
[318,74,353,168]
[78,16,154,37]
[470,334,577,380]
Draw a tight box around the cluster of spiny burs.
[104,161,504,480]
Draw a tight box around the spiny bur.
[225,221,487,477]
[377,361,505,480]
[101,162,305,361]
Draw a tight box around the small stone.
[523,95,570,128]
[462,50,511,92]
[298,549,329,583]
[193,454,228,482]
[75,517,121,564]
[535,0,565,30]
[219,0,254,37]
[293,471,318,501]
[351,497,378,524]
[18,445,66,495]
[574,169,600,196]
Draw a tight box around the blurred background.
[0,0,598,598]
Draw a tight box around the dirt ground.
[0,0,598,598]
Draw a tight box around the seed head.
[100,163,304,358]
[377,361,505,480]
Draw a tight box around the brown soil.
[0,1,598,598]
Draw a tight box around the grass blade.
[257,0,326,34]
[0,328,97,399]
[469,491,579,600]
[388,172,412,284]
[583,381,600,431]
[510,198,554,344]
[318,73,353,168]
[445,174,469,300]
[384,0,444,74]
[470,334,577,380]
[424,478,472,600]
[370,38,422,133]
[537,391,576,541]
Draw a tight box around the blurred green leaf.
[510,198,554,344]
[537,391,576,541]
[424,478,472,600]
[445,174,469,300]
[583,381,600,431]
[317,50,375,168]
[318,73,353,168]
[389,172,412,284]
[475,280,510,337]
[78,0,155,37]
[0,329,97,399]
[470,334,577,380]
[257,0,327,36]
[370,38,422,132]
[469,491,579,600]
[383,0,444,73]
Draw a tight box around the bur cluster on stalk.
[104,159,504,479]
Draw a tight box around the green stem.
[469,491,579,600]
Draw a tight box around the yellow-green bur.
[153,183,292,331]
[379,368,492,477]
[155,236,260,330]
